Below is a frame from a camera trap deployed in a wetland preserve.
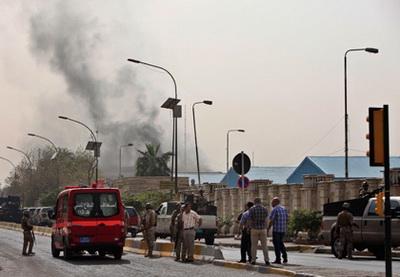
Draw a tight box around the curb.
[212,260,297,276]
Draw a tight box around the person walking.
[247,197,270,265]
[171,203,184,261]
[21,210,35,256]
[237,201,253,263]
[334,202,356,259]
[142,203,157,257]
[181,202,202,262]
[267,197,288,264]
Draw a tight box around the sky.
[1,0,400,187]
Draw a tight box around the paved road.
[0,228,282,277]
[220,243,400,277]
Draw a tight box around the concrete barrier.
[124,238,223,261]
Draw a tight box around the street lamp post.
[226,129,245,186]
[127,58,181,193]
[58,116,101,184]
[344,47,378,179]
[119,143,134,178]
[0,156,17,176]
[192,100,213,185]
[28,133,59,189]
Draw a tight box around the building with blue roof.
[220,166,296,188]
[287,156,400,183]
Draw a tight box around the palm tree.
[135,144,173,176]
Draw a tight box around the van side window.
[62,194,69,217]
[100,193,118,217]
[74,194,94,217]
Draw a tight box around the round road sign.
[237,176,250,189]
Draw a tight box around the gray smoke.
[28,2,166,177]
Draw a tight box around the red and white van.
[51,184,127,260]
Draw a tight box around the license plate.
[80,237,90,243]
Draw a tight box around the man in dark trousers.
[21,210,35,256]
[268,197,288,264]
[237,201,253,263]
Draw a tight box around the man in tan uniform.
[21,210,35,256]
[143,203,157,257]
[335,202,356,259]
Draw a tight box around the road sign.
[237,176,250,189]
[232,152,251,174]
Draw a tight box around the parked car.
[38,207,53,227]
[50,184,126,260]
[124,206,140,237]
[31,207,42,225]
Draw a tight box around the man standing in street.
[143,203,157,257]
[237,201,253,263]
[171,203,184,261]
[334,202,356,260]
[248,197,270,265]
[182,203,202,262]
[268,197,288,264]
[21,210,35,256]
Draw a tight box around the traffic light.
[366,107,385,166]
[375,191,384,217]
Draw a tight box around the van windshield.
[73,192,119,218]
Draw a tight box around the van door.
[96,192,124,243]
[71,192,98,244]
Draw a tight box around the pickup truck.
[155,201,218,245]
[321,196,400,259]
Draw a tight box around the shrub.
[287,209,322,240]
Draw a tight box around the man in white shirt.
[181,203,202,262]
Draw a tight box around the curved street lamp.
[58,116,100,184]
[344,47,379,178]
[0,156,17,178]
[127,58,180,193]
[119,143,134,178]
[192,100,213,185]
[28,133,59,189]
[7,146,32,167]
[226,129,245,185]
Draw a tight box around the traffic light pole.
[383,105,391,277]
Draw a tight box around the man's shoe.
[237,260,246,263]
[250,262,256,265]
[22,253,29,256]
[347,256,354,260]
[283,258,288,263]
[185,259,194,263]
[174,258,180,261]
[265,261,270,266]
[272,261,281,264]
[28,252,35,255]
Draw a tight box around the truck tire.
[331,235,347,258]
[205,236,214,245]
[368,247,385,260]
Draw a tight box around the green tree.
[135,144,172,176]
[122,190,171,213]
[287,209,322,240]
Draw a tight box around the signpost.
[232,151,251,207]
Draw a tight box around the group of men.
[237,197,289,265]
[142,199,203,262]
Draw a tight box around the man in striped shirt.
[267,197,288,264]
[182,203,202,262]
[247,197,270,265]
